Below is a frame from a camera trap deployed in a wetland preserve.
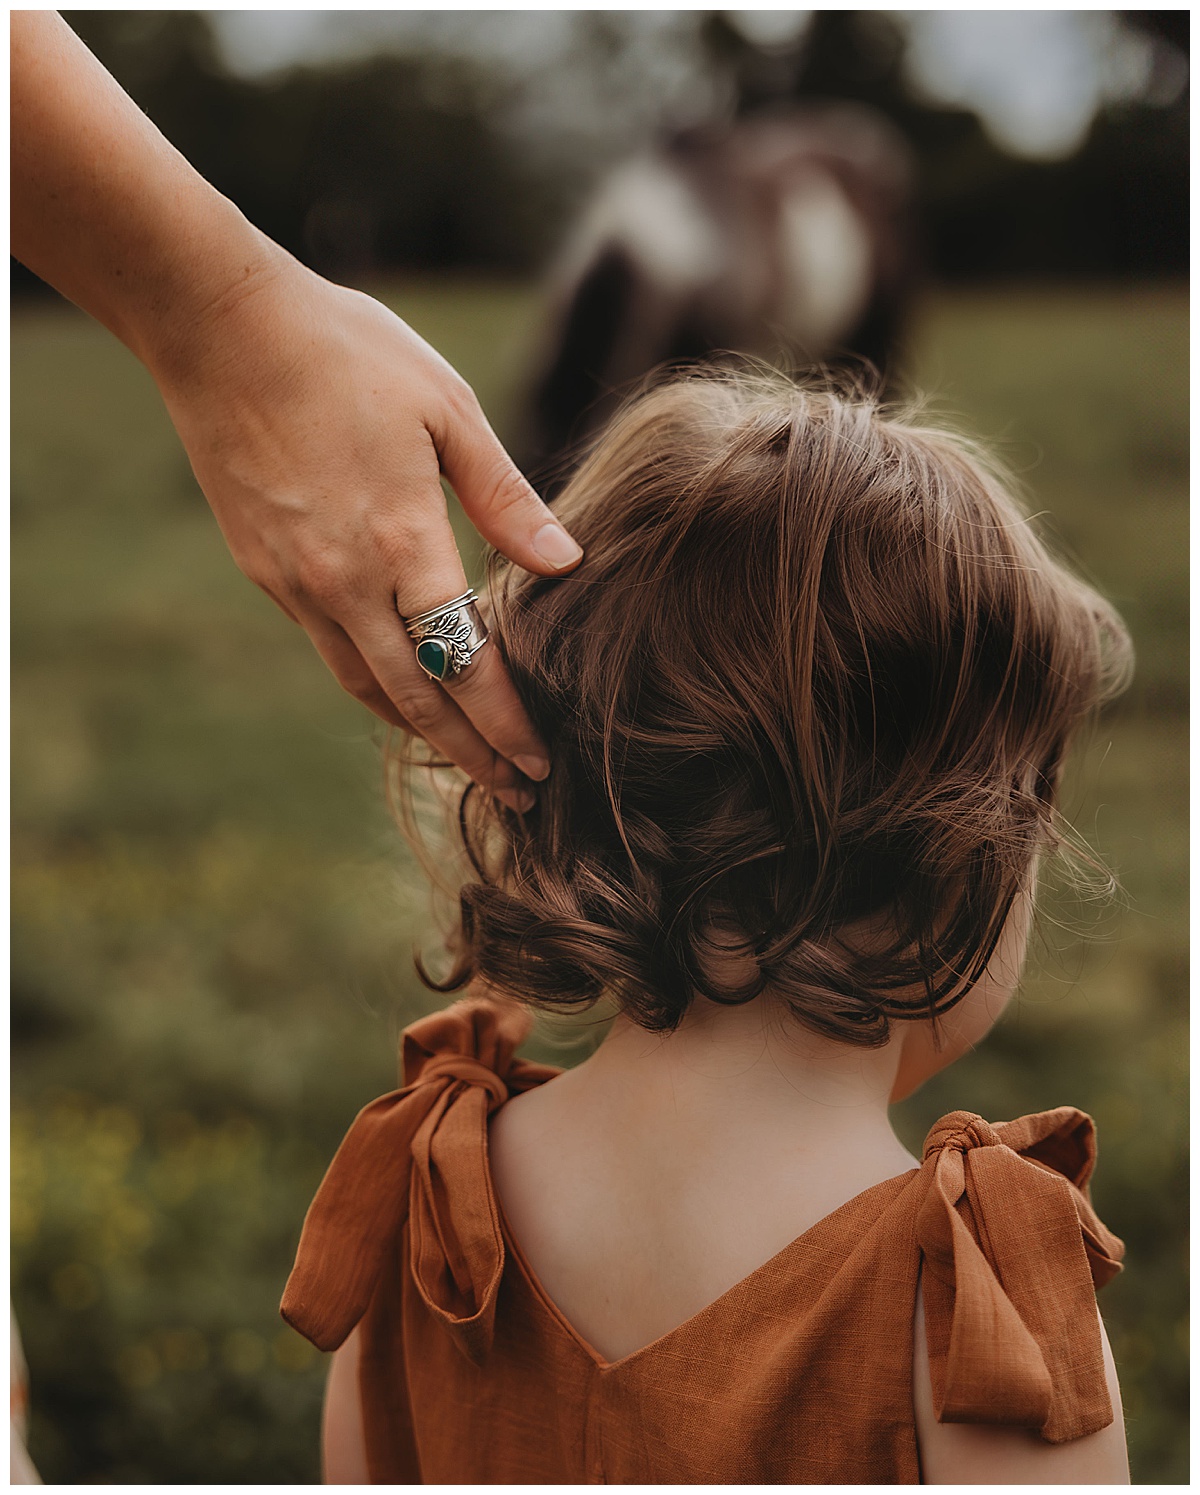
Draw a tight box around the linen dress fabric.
[282,997,1124,1484]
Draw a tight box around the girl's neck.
[566,992,917,1172]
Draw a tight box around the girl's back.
[291,995,1126,1483]
[487,996,921,1367]
[285,369,1133,1483]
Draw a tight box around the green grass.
[12,280,1187,1482]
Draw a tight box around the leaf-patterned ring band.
[400,588,491,683]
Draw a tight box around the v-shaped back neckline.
[494,1163,922,1372]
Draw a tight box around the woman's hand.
[11,11,582,808]
[151,249,580,807]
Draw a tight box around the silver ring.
[400,588,490,682]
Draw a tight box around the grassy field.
[11,280,1187,1482]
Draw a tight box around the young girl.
[282,368,1133,1483]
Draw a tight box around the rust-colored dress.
[282,997,1124,1484]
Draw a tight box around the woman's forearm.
[11,11,580,792]
[11,11,282,377]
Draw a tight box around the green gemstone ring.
[400,588,490,683]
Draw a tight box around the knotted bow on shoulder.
[917,1107,1124,1444]
[281,996,559,1362]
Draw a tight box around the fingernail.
[498,786,537,814]
[533,523,583,571]
[513,754,551,782]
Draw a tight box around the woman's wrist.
[128,194,300,392]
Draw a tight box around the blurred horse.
[518,103,916,487]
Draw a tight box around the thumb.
[436,396,583,576]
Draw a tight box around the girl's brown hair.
[407,367,1132,1045]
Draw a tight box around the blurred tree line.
[710,10,1188,280]
[11,9,1188,294]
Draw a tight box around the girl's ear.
[888,882,1036,1104]
[888,988,1006,1104]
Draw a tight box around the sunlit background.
[11,10,1187,1483]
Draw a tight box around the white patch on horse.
[777,170,873,353]
[565,158,725,296]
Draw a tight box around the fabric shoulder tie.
[917,1107,1124,1444]
[280,996,559,1359]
